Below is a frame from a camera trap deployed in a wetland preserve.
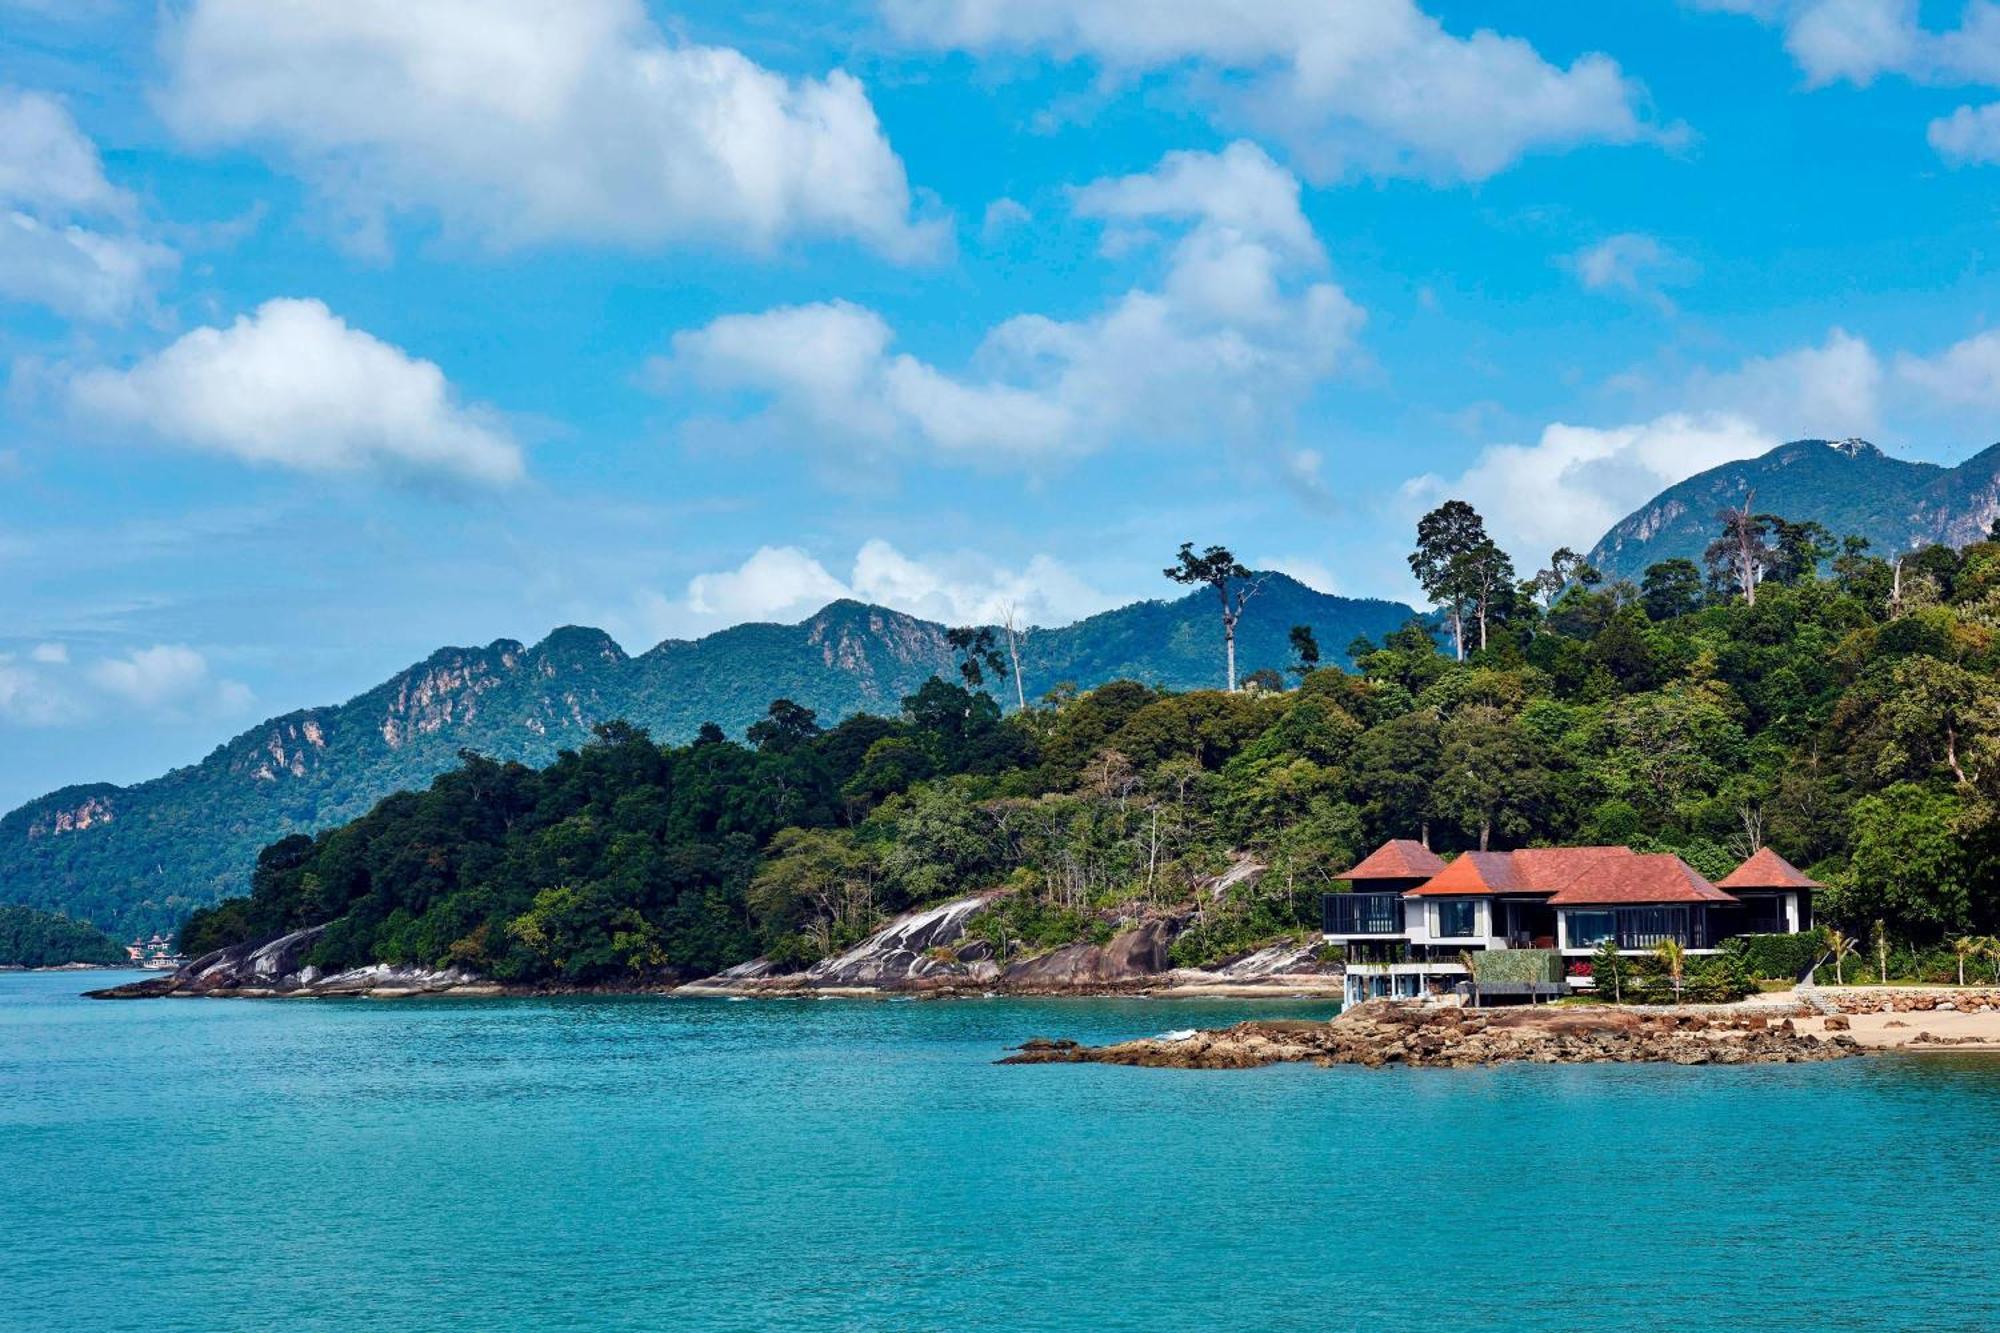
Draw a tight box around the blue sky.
[7,0,2000,810]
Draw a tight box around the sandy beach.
[1792,1007,2000,1051]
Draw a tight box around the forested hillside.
[1588,438,2000,582]
[182,510,2000,986]
[0,906,125,968]
[2,575,1410,937]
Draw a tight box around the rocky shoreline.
[86,891,1346,1001]
[1001,999,1862,1069]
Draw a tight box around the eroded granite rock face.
[1002,1000,1862,1069]
[87,926,491,998]
[803,896,997,988]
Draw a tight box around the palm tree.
[1954,936,1979,988]
[1982,936,2000,987]
[1823,928,1857,986]
[1458,949,1481,1009]
[1655,938,1687,1006]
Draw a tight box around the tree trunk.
[1479,815,1490,852]
[1224,611,1238,691]
[1450,606,1465,661]
[1002,608,1026,712]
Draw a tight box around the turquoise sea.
[4,970,1999,1332]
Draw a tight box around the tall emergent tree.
[997,603,1028,711]
[1165,542,1264,691]
[945,626,1010,696]
[1409,500,1499,660]
[1704,490,1771,606]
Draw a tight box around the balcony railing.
[1323,892,1405,935]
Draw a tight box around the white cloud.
[1405,413,1776,558]
[1405,329,1886,555]
[884,0,1665,182]
[629,539,1114,642]
[70,298,524,485]
[658,141,1362,466]
[1897,327,2000,408]
[0,88,126,216]
[87,644,252,717]
[0,212,175,322]
[0,89,171,321]
[0,653,77,725]
[158,0,941,259]
[0,642,252,725]
[1930,101,2000,163]
[684,545,853,623]
[1703,0,2000,88]
[1571,232,1696,307]
[1687,328,1881,439]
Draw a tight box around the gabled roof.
[1544,854,1738,906]
[1403,845,1633,897]
[1335,839,1446,882]
[1716,846,1822,892]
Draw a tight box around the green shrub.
[1722,928,1827,982]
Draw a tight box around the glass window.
[1435,899,1477,937]
[1566,911,1617,947]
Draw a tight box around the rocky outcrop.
[1002,1000,1860,1069]
[1205,942,1337,979]
[674,895,1000,994]
[997,919,1181,990]
[803,896,997,988]
[86,925,496,999]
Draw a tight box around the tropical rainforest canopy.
[182,506,2000,983]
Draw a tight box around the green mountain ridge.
[1,575,1413,935]
[1587,438,2000,583]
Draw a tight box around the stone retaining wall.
[1816,987,2000,1015]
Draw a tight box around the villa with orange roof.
[1326,840,1820,1005]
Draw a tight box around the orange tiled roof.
[1335,839,1446,882]
[1403,845,1633,897]
[1716,846,1822,892]
[1543,853,1738,906]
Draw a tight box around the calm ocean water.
[4,970,1998,1332]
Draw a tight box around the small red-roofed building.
[1327,837,1816,1005]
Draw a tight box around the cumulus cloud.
[1405,412,1776,557]
[1702,0,2000,90]
[86,644,254,717]
[658,141,1363,466]
[884,0,1666,182]
[70,298,524,485]
[0,642,252,726]
[0,88,172,320]
[1686,328,1881,440]
[629,539,1113,642]
[0,213,175,322]
[1897,327,2000,408]
[0,87,127,216]
[1405,329,1886,555]
[158,0,941,259]
[1930,101,2000,163]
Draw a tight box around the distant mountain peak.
[1589,437,1997,581]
